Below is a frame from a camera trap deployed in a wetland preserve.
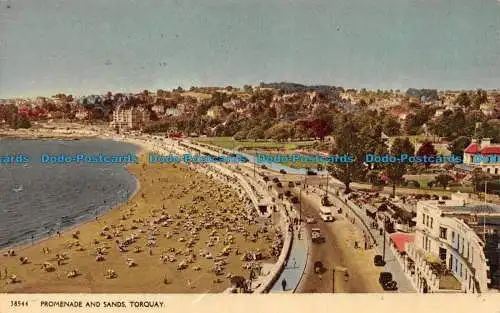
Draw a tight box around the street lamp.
[382,216,387,263]
[332,268,335,293]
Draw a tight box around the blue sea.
[0,138,140,248]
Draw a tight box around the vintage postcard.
[1,0,499,312]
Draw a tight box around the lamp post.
[382,216,387,263]
[332,268,335,293]
[299,188,302,224]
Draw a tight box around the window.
[467,242,470,259]
[471,247,474,263]
[454,258,458,272]
[452,231,455,242]
[439,247,447,261]
[465,270,468,280]
[461,238,464,254]
[440,227,448,240]
[430,217,433,229]
[460,263,463,277]
[449,255,454,270]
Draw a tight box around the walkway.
[323,188,416,293]
[270,228,308,293]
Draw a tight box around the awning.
[389,232,414,253]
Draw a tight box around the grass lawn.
[195,137,315,150]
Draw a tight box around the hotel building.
[110,105,150,131]
[402,193,500,293]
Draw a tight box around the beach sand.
[0,154,281,293]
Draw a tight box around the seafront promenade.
[135,137,307,293]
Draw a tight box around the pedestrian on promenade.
[293,258,297,268]
[281,278,287,291]
[298,232,301,240]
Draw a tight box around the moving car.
[319,206,335,222]
[311,228,324,243]
[306,217,316,224]
[321,196,331,206]
[314,261,324,274]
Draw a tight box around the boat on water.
[13,185,24,192]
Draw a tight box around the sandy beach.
[0,149,282,293]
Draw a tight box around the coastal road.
[286,187,383,293]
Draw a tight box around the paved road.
[325,189,416,293]
[292,188,380,293]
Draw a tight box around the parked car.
[261,165,268,169]
[306,169,317,175]
[379,272,392,285]
[374,255,385,266]
[379,272,398,291]
[288,181,295,188]
[280,169,287,174]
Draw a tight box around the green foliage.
[329,114,367,193]
[11,114,31,129]
[386,138,414,196]
[448,136,471,156]
[434,174,454,189]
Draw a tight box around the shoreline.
[1,131,282,293]
[0,129,143,253]
[0,152,143,254]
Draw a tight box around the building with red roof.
[463,139,500,175]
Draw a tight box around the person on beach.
[281,278,287,291]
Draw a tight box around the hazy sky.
[0,0,499,98]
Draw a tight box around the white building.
[403,193,500,293]
[463,138,500,175]
[110,105,150,131]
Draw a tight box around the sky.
[0,0,499,98]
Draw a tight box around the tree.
[264,123,294,141]
[435,174,454,189]
[382,116,401,136]
[386,138,414,197]
[416,141,437,169]
[448,136,471,157]
[11,113,31,129]
[329,116,366,193]
[246,126,265,141]
[454,92,471,107]
[310,119,332,141]
[472,169,490,193]
[233,130,248,140]
[471,89,488,108]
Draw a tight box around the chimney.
[481,138,491,149]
